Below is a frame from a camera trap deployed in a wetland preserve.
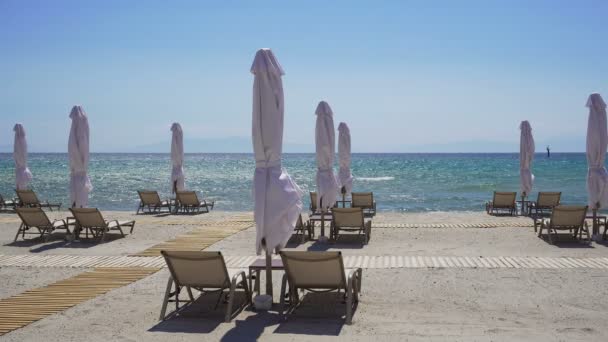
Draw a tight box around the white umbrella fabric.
[315,101,339,211]
[170,123,185,193]
[251,48,302,298]
[13,124,33,190]
[337,122,353,197]
[586,93,608,238]
[68,105,93,208]
[519,120,535,203]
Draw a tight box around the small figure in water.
[546,145,551,158]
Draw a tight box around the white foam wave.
[356,176,395,182]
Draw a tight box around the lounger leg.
[225,277,238,322]
[186,286,195,301]
[159,277,174,320]
[279,273,288,320]
[14,223,24,242]
[129,223,136,234]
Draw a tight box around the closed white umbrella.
[338,122,353,200]
[251,48,302,297]
[170,123,185,193]
[586,93,608,239]
[68,105,92,208]
[13,124,33,190]
[519,120,535,210]
[315,101,339,211]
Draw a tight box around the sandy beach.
[1,209,607,341]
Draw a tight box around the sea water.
[0,153,592,212]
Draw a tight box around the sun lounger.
[351,192,376,217]
[279,251,362,325]
[15,189,61,211]
[0,194,17,211]
[159,251,250,322]
[15,207,70,242]
[485,191,517,216]
[538,205,589,244]
[331,207,371,244]
[175,191,214,214]
[69,208,135,242]
[309,192,318,213]
[136,190,172,214]
[292,214,312,242]
[528,192,562,231]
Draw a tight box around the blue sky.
[1,0,607,152]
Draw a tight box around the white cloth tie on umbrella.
[586,93,608,209]
[519,120,535,197]
[315,101,339,210]
[338,122,353,194]
[13,124,33,190]
[251,48,302,255]
[170,123,185,193]
[68,105,92,208]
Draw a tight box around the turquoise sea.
[0,153,594,212]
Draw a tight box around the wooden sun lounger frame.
[280,251,362,325]
[331,207,371,244]
[175,191,215,214]
[485,191,517,216]
[15,207,70,242]
[538,205,590,244]
[69,208,135,242]
[351,192,376,217]
[0,194,17,211]
[529,192,562,231]
[159,250,251,322]
[15,189,61,211]
[136,190,172,214]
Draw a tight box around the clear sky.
[1,0,607,152]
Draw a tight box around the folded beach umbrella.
[338,122,353,196]
[251,48,302,255]
[315,101,339,211]
[586,93,608,237]
[170,123,185,193]
[519,121,535,200]
[251,48,302,297]
[68,105,93,208]
[13,124,33,190]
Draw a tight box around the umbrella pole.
[264,241,273,298]
[593,205,598,237]
[341,186,346,208]
[521,193,526,216]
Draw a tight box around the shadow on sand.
[5,233,126,252]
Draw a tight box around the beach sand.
[0,210,607,341]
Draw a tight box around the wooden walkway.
[0,267,159,336]
[132,220,254,257]
[0,214,254,336]
[2,254,608,270]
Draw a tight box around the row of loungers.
[14,207,135,242]
[160,250,362,324]
[137,190,214,214]
[1,190,62,211]
[293,192,376,244]
[487,191,599,244]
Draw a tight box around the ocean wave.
[357,176,395,182]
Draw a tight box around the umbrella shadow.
[307,235,366,251]
[537,233,595,248]
[150,289,251,335]
[220,311,281,342]
[273,292,348,336]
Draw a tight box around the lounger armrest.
[106,220,120,228]
[347,267,363,295]
[52,219,67,227]
[230,271,247,290]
